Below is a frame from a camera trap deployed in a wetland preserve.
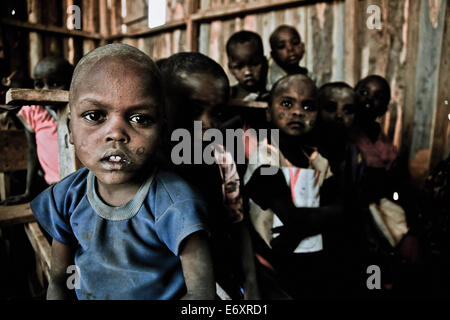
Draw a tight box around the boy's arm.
[47,239,75,300]
[245,168,344,251]
[179,231,216,300]
[234,221,261,300]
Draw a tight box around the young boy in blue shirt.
[30,43,215,300]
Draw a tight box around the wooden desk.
[0,203,35,227]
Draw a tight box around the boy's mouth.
[100,150,132,170]
[286,55,300,64]
[287,120,305,129]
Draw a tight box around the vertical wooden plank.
[331,1,345,82]
[82,0,96,55]
[402,0,420,155]
[0,173,11,201]
[28,0,43,77]
[186,0,200,52]
[409,0,447,187]
[57,104,78,178]
[311,2,333,86]
[430,3,450,169]
[209,20,222,62]
[199,23,211,56]
[344,0,359,86]
[99,0,110,38]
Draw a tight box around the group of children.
[2,24,443,300]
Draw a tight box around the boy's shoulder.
[30,167,89,219]
[153,168,206,204]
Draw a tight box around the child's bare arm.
[235,222,261,300]
[47,239,75,300]
[179,231,215,300]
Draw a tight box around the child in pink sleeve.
[2,56,73,205]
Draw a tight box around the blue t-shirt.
[31,167,209,300]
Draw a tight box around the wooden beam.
[0,203,35,227]
[6,88,68,106]
[190,0,311,23]
[0,18,102,40]
[106,19,186,40]
[24,222,51,282]
[229,99,268,109]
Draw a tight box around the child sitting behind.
[30,44,215,300]
[266,25,309,91]
[348,74,423,296]
[226,30,268,101]
[315,82,356,173]
[160,52,260,299]
[244,74,350,298]
[2,56,74,205]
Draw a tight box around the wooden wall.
[0,0,449,187]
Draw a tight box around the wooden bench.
[1,88,78,293]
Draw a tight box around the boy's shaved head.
[318,82,354,101]
[69,43,162,109]
[34,56,74,81]
[160,52,229,88]
[226,30,264,58]
[269,25,300,49]
[354,74,391,120]
[270,73,316,104]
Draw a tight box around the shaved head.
[69,43,161,109]
[270,74,316,105]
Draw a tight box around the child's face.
[69,58,160,187]
[34,60,68,90]
[356,79,390,120]
[228,41,265,92]
[267,78,317,137]
[170,72,228,139]
[271,28,304,69]
[320,87,355,128]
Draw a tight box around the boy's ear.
[67,112,74,144]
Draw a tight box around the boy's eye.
[343,104,356,114]
[360,89,369,96]
[82,111,105,122]
[322,102,337,113]
[34,80,44,89]
[280,100,293,108]
[231,63,243,70]
[49,81,63,88]
[302,101,317,112]
[191,104,205,118]
[130,114,153,126]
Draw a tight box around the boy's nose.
[291,104,305,117]
[105,116,130,143]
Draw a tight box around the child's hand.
[270,226,305,253]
